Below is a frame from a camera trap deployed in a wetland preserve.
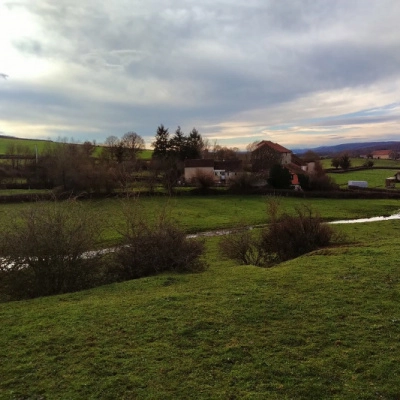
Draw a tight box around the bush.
[227,173,256,194]
[219,202,334,266]
[261,205,334,261]
[0,201,105,301]
[219,229,265,266]
[114,207,206,279]
[192,170,215,190]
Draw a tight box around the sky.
[1,0,400,150]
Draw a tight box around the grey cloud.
[4,0,400,146]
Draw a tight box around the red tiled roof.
[372,150,391,156]
[254,140,292,154]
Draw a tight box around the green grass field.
[321,157,400,169]
[1,196,400,247]
[1,211,400,398]
[0,137,53,155]
[0,137,153,159]
[328,169,400,188]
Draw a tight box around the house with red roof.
[372,150,392,159]
[250,140,305,187]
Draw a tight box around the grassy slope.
[321,158,400,169]
[1,219,400,399]
[0,137,52,154]
[0,137,152,159]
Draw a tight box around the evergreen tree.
[185,128,203,159]
[152,124,170,159]
[267,164,292,189]
[170,126,186,160]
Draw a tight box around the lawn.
[1,195,400,246]
[1,217,400,399]
[328,169,400,188]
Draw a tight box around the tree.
[331,157,340,169]
[339,153,351,170]
[213,145,239,161]
[170,126,186,160]
[302,150,320,163]
[267,164,292,189]
[184,128,203,159]
[121,132,145,161]
[152,124,170,159]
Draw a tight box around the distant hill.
[293,141,400,156]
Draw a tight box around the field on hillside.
[321,157,400,169]
[328,169,400,188]
[0,137,53,154]
[2,196,400,246]
[0,137,152,158]
[1,211,400,398]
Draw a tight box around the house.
[184,159,242,184]
[372,150,392,159]
[251,141,292,172]
[184,159,214,183]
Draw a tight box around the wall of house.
[280,152,292,164]
[373,154,390,159]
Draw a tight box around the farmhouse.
[251,141,292,172]
[372,150,392,159]
[184,159,242,184]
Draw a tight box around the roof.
[286,162,305,175]
[290,154,306,166]
[254,140,292,154]
[372,150,391,156]
[184,159,214,168]
[214,160,242,171]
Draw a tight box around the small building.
[184,159,242,184]
[184,159,214,183]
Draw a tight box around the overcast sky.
[1,0,400,149]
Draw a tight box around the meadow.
[0,137,53,155]
[328,169,400,188]
[1,200,400,398]
[320,157,400,169]
[1,195,400,247]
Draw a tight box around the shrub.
[0,201,105,301]
[227,173,256,194]
[192,170,215,190]
[219,229,265,266]
[114,207,206,279]
[219,202,334,266]
[261,205,334,262]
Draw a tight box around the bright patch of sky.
[1,0,400,150]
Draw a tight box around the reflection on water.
[329,213,400,224]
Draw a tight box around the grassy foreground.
[1,216,400,398]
